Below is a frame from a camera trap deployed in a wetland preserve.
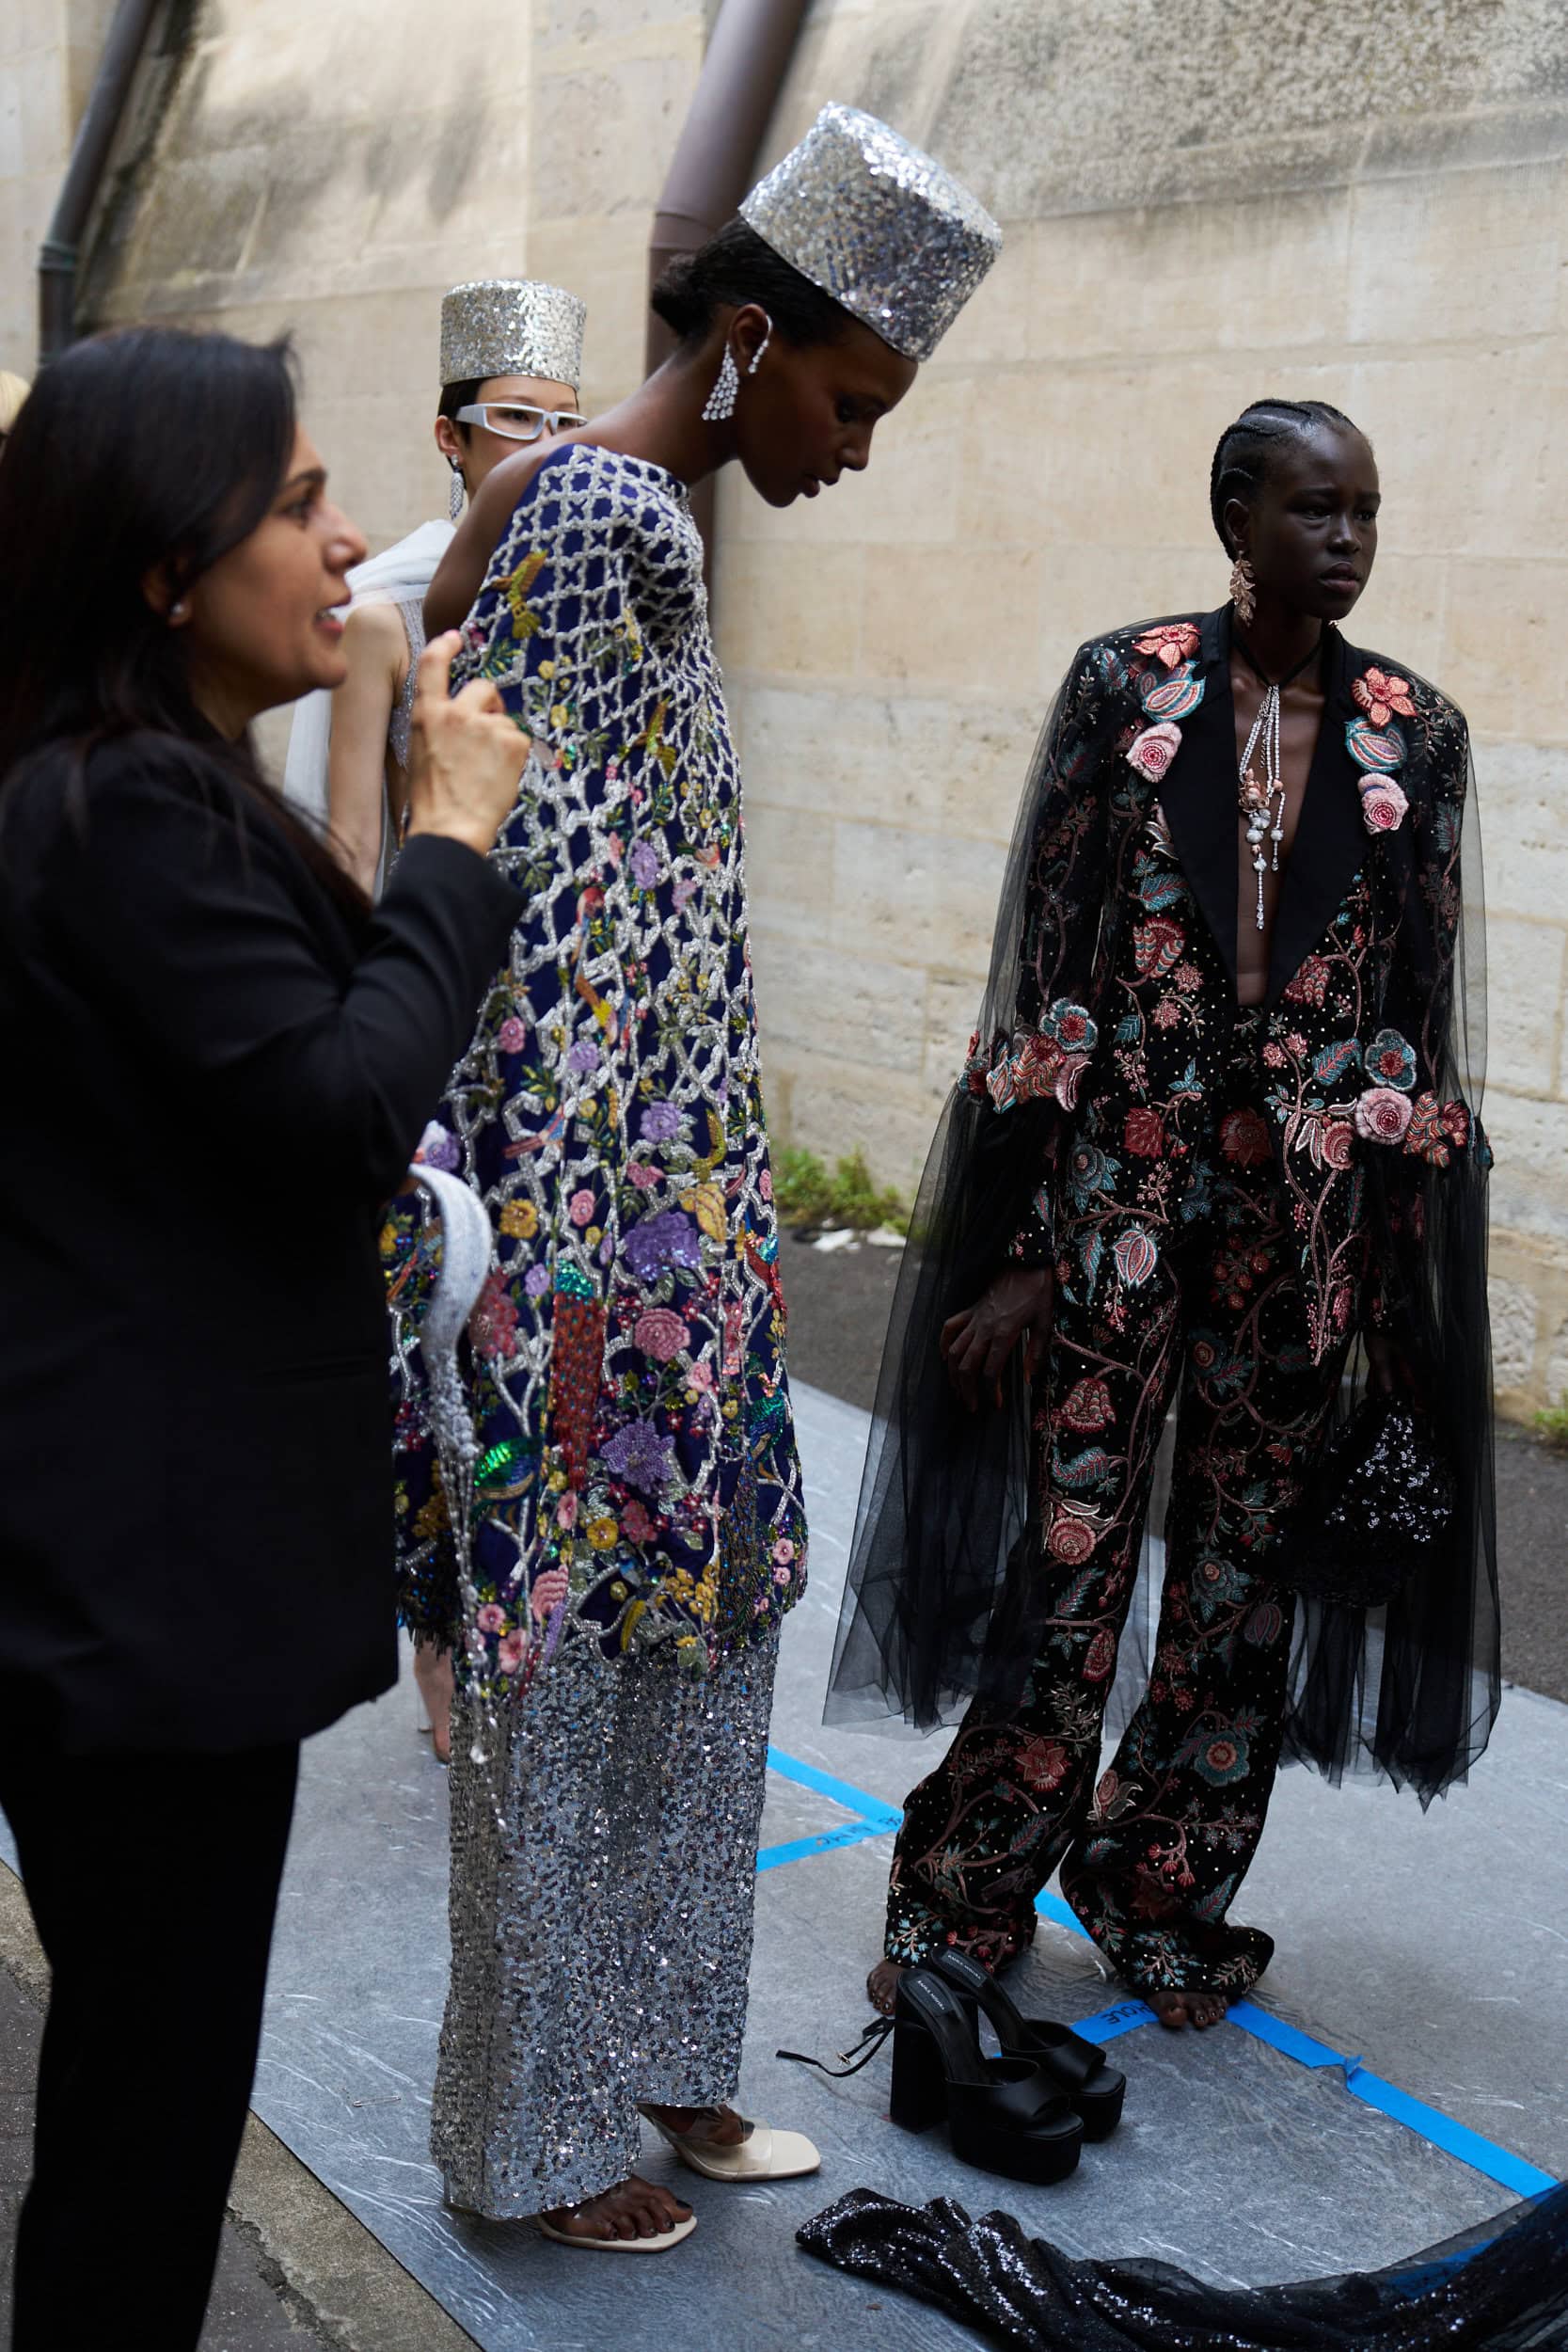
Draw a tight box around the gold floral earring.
[1229,552,1257,627]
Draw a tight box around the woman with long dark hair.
[392,107,1002,2251]
[830,397,1497,2033]
[0,325,530,2350]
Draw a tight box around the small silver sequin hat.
[738,103,1001,363]
[439,279,587,390]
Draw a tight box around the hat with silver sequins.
[438,279,586,391]
[738,103,1001,363]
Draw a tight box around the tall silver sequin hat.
[738,103,1001,363]
[438,279,587,390]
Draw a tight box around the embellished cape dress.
[387,442,806,2216]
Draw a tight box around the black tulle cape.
[825,614,1497,1804]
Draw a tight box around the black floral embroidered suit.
[829,607,1497,1999]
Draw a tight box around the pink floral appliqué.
[1132,622,1201,672]
[1353,1087,1414,1145]
[1360,779,1410,834]
[1124,721,1182,783]
[1352,667,1418,727]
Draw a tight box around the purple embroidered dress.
[389,440,806,1687]
[386,441,806,2219]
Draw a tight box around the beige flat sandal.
[645,2109,821,2183]
[537,2208,697,2253]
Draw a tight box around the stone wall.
[716,0,1568,1420]
[77,0,709,535]
[2,0,118,378]
[7,0,1566,1412]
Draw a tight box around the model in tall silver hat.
[397,108,999,2258]
[283,278,586,898]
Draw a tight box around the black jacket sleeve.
[22,746,524,1200]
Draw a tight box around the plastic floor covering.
[4,1380,1564,2350]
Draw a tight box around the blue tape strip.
[1070,1998,1159,2045]
[765,1746,903,1834]
[1230,2000,1557,2198]
[1227,1996,1347,2069]
[1036,1886,1092,1942]
[762,1752,1558,2199]
[755,1820,892,1874]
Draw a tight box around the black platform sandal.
[931,1947,1126,2141]
[779,1967,1083,2185]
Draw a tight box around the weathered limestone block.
[1483,1095,1568,1242]
[750,935,927,1076]
[1489,1276,1543,1391]
[1483,917,1567,1100]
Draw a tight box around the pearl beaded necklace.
[1235,632,1323,930]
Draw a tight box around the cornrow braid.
[1209,399,1359,554]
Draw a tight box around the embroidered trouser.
[886,1036,1354,2000]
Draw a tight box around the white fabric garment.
[280,518,456,865]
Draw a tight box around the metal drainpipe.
[646,0,813,571]
[38,0,162,366]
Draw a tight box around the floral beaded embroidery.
[389,446,806,1698]
[1346,667,1414,834]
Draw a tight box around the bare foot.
[413,1636,453,1765]
[543,2174,692,2244]
[641,2102,747,2146]
[1148,1987,1228,2030]
[867,1958,902,2017]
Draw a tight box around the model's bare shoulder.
[342,596,410,679]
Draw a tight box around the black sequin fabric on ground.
[798,2184,1568,2350]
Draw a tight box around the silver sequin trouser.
[434,1629,779,2217]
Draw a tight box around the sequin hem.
[434,1629,778,2217]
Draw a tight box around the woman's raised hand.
[403,630,528,858]
[941,1265,1056,1413]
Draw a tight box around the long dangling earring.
[449,462,466,522]
[1229,552,1257,627]
[702,343,740,423]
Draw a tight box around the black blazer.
[0,736,523,1754]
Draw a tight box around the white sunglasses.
[454,400,586,444]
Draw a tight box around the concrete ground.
[0,1234,1560,2346]
[32,1379,1553,2352]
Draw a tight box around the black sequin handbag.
[1273,1396,1456,1609]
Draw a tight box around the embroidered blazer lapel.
[1265,626,1365,1006]
[1152,605,1241,991]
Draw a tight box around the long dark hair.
[0,326,364,913]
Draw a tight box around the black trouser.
[0,1735,299,2351]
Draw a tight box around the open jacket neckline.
[1156,605,1368,1009]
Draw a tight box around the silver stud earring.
[449,463,466,522]
[747,319,773,375]
[168,598,188,623]
[702,344,739,424]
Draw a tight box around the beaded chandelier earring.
[702,343,739,423]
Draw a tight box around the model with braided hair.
[840,397,1497,2041]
